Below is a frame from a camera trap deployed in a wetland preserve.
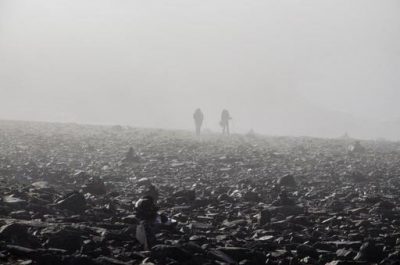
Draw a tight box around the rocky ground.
[1,120,400,265]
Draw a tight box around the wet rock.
[326,241,363,250]
[268,205,304,217]
[218,247,253,262]
[296,244,318,259]
[208,249,237,264]
[347,171,367,182]
[2,120,400,264]
[354,241,384,262]
[63,254,96,265]
[94,256,131,265]
[82,177,107,195]
[222,219,247,229]
[9,210,31,220]
[242,191,260,202]
[258,209,271,226]
[31,181,49,189]
[217,193,233,202]
[72,170,89,180]
[278,174,297,187]
[326,261,367,265]
[272,191,296,206]
[6,245,38,259]
[189,221,213,231]
[56,191,86,213]
[3,195,27,209]
[0,223,40,248]
[171,189,195,203]
[313,242,336,252]
[374,200,395,210]
[124,147,140,163]
[336,248,357,260]
[137,177,151,186]
[42,226,84,252]
[121,215,139,224]
[151,244,192,262]
[0,223,27,239]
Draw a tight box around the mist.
[1,0,399,139]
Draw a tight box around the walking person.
[220,109,232,135]
[193,108,204,136]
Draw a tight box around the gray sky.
[1,0,399,138]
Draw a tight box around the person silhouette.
[193,108,204,136]
[220,109,231,135]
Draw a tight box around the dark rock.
[137,177,151,186]
[354,241,384,262]
[217,193,233,202]
[151,244,192,262]
[6,245,37,258]
[347,171,367,182]
[336,248,356,260]
[63,254,96,265]
[42,226,84,252]
[375,200,395,210]
[31,181,50,189]
[9,210,31,220]
[0,223,40,248]
[218,247,253,262]
[269,205,304,217]
[3,120,400,265]
[82,177,107,195]
[121,215,139,224]
[94,256,130,265]
[208,249,237,264]
[296,244,318,259]
[258,209,271,226]
[242,191,260,202]
[56,191,86,213]
[171,189,196,203]
[278,175,297,187]
[313,242,335,252]
[326,261,367,265]
[124,147,140,163]
[3,195,27,209]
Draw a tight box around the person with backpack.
[193,108,204,136]
[220,109,232,135]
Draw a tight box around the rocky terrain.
[1,120,400,265]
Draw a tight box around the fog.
[1,0,399,139]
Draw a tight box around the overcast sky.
[1,0,399,138]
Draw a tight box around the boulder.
[56,191,86,213]
[278,175,297,187]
